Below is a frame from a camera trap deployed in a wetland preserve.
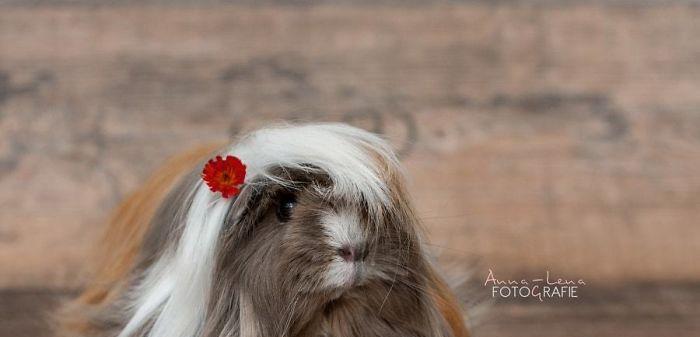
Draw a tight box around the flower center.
[221,172,234,184]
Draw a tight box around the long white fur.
[117,124,400,337]
[234,123,399,211]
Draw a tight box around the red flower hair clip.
[202,155,247,198]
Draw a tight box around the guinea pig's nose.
[337,245,363,262]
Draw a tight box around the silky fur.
[56,124,469,337]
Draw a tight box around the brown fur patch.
[429,268,471,337]
[56,143,224,336]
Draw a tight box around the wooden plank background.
[0,3,699,292]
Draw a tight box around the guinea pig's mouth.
[344,263,367,290]
[323,258,370,296]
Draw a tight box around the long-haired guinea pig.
[56,123,470,337]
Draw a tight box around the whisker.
[377,270,397,315]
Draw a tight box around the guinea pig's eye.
[275,192,297,223]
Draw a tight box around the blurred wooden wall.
[0,3,699,289]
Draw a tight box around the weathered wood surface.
[3,285,700,337]
[0,4,699,289]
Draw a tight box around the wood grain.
[0,4,699,288]
[2,285,700,337]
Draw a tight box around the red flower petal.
[201,155,247,198]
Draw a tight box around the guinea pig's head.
[123,124,458,337]
[217,165,421,298]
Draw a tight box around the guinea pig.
[56,123,470,337]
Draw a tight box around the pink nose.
[338,245,358,262]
